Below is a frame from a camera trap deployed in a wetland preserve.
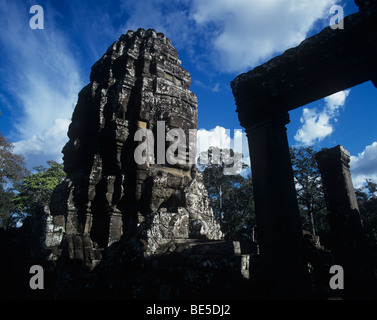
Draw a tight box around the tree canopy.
[290,146,328,238]
[0,132,65,229]
[12,161,65,221]
[199,147,255,241]
[0,133,29,228]
[0,134,29,188]
[356,179,377,240]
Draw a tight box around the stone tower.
[45,28,223,268]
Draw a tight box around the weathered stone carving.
[45,28,223,269]
[9,28,262,301]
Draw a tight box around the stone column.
[315,145,374,297]
[83,209,93,236]
[108,208,123,246]
[65,209,80,234]
[245,111,311,299]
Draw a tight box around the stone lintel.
[231,6,377,128]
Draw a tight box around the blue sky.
[0,0,376,188]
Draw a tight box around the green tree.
[356,179,377,240]
[199,147,255,241]
[0,133,29,229]
[221,173,256,241]
[12,161,65,222]
[290,146,328,238]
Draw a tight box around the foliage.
[0,189,19,229]
[0,131,65,228]
[0,134,29,188]
[12,161,65,220]
[290,146,328,238]
[356,179,377,240]
[221,173,256,241]
[0,133,29,229]
[199,147,256,241]
[199,144,377,248]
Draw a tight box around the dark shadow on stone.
[57,236,262,300]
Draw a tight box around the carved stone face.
[186,193,195,207]
[49,28,222,255]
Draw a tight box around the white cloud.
[324,89,350,112]
[0,2,83,168]
[350,142,377,189]
[119,0,195,54]
[196,126,250,166]
[197,126,233,155]
[118,0,338,73]
[190,0,338,72]
[0,0,346,172]
[294,90,350,145]
[294,108,333,145]
[13,119,71,164]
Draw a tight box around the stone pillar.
[108,208,123,246]
[315,145,374,297]
[245,111,311,299]
[83,210,93,236]
[65,209,80,234]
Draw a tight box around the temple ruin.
[231,0,377,299]
[45,28,224,265]
[2,0,377,301]
[27,28,256,299]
